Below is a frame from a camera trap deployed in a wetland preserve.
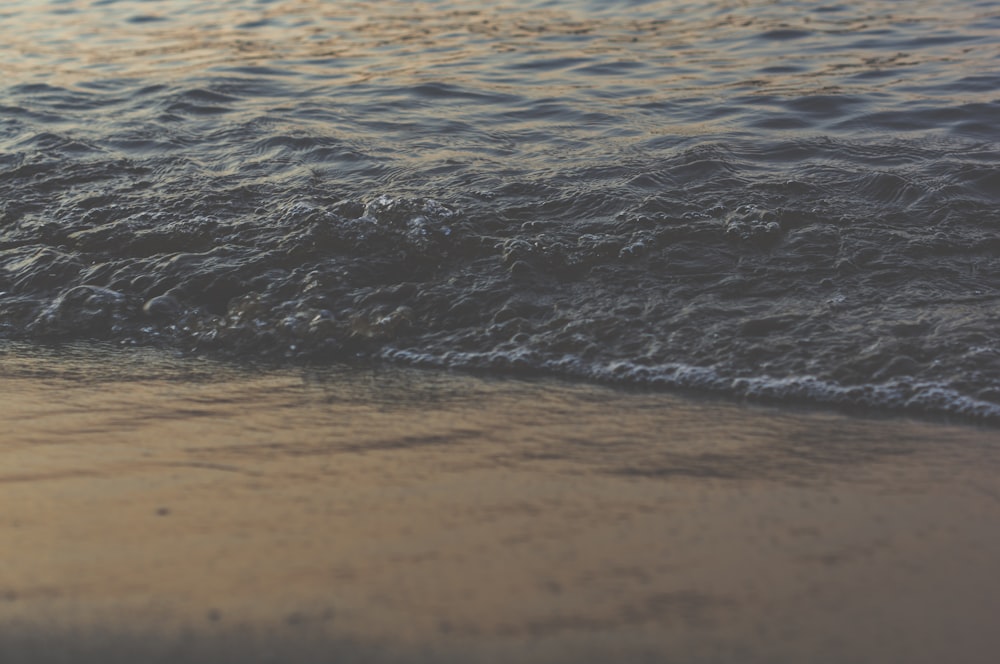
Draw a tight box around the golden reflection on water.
[0,0,797,92]
[4,1,545,79]
[1,346,999,662]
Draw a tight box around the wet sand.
[2,343,999,663]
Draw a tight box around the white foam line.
[382,348,1000,422]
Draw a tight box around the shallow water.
[1,0,999,418]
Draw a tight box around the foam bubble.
[382,348,1000,422]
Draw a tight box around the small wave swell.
[2,0,999,422]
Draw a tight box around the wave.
[2,0,999,422]
[384,349,1000,422]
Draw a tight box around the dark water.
[1,0,998,420]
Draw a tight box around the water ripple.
[1,0,998,419]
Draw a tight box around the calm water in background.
[1,0,999,419]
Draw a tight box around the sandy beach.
[2,343,999,663]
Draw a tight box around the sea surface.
[1,0,998,420]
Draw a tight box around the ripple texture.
[1,0,999,420]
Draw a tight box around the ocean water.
[1,0,998,420]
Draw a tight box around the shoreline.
[2,343,999,663]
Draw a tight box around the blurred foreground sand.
[2,344,999,663]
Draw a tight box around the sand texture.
[2,344,999,663]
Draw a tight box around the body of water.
[2,0,999,419]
